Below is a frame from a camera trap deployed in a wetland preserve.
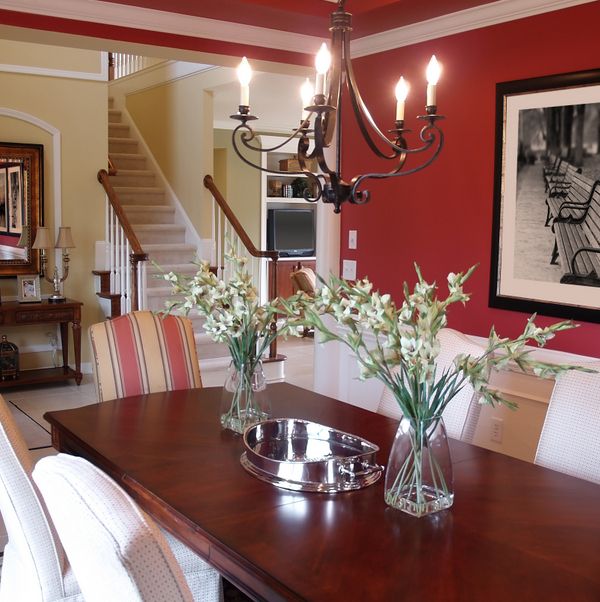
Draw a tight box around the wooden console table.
[0,298,82,388]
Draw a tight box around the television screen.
[267,208,316,257]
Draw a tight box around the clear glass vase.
[220,360,270,434]
[384,415,453,517]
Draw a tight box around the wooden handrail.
[204,175,279,261]
[98,168,148,311]
[98,169,147,258]
[204,174,281,360]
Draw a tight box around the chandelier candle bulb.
[426,55,441,107]
[237,57,252,107]
[315,43,331,96]
[395,76,409,121]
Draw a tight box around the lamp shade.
[16,225,30,249]
[32,227,52,249]
[55,226,75,249]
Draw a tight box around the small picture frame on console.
[17,274,41,303]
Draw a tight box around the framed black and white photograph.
[489,68,600,323]
[17,274,41,303]
[0,167,7,233]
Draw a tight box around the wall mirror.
[0,142,43,276]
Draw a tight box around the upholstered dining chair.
[0,394,83,602]
[376,328,486,441]
[33,454,197,602]
[534,362,600,484]
[290,263,317,297]
[89,310,202,402]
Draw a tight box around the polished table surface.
[45,383,600,601]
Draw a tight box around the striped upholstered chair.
[89,311,202,403]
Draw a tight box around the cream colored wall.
[213,129,261,246]
[0,68,107,368]
[125,75,212,237]
[0,40,102,72]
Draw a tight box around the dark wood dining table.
[45,383,600,601]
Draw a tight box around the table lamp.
[32,226,75,302]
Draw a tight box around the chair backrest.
[32,454,194,602]
[0,395,78,602]
[377,328,485,440]
[290,265,316,296]
[534,362,600,484]
[90,310,202,402]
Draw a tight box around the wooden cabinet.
[269,259,316,299]
[0,299,83,388]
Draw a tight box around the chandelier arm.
[343,38,404,160]
[396,121,444,156]
[349,131,445,204]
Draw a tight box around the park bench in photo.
[544,160,581,195]
[545,173,598,226]
[550,181,600,286]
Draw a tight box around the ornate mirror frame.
[0,142,43,276]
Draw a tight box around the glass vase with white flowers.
[281,264,583,517]
[163,251,301,434]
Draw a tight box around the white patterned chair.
[0,394,222,602]
[534,362,600,484]
[377,328,486,441]
[33,454,196,602]
[0,394,83,602]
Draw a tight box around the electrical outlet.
[342,259,357,280]
[348,230,357,249]
[490,417,503,443]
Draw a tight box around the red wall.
[341,1,600,357]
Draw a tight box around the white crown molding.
[351,0,597,57]
[0,50,108,80]
[0,0,323,56]
[0,0,594,60]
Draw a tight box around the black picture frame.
[489,68,600,323]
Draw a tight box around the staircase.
[102,98,229,361]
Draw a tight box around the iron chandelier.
[230,0,445,213]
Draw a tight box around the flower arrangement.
[285,264,577,418]
[162,251,301,432]
[281,264,582,516]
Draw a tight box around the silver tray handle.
[338,459,384,481]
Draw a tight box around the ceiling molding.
[0,0,322,55]
[351,0,597,57]
[0,0,595,60]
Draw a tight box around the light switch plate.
[342,259,357,280]
[348,230,357,249]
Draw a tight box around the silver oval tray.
[241,418,383,493]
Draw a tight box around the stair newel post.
[129,252,148,312]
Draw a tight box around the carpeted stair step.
[109,152,147,171]
[113,186,166,205]
[143,243,198,266]
[134,224,186,245]
[123,205,175,224]
[110,169,156,187]
[108,136,138,153]
[108,123,130,137]
[108,109,122,123]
